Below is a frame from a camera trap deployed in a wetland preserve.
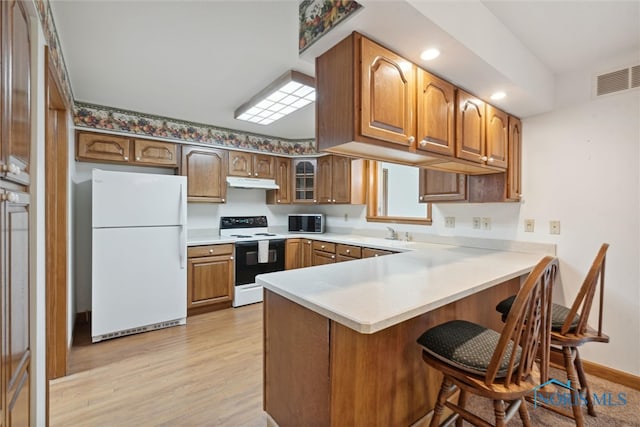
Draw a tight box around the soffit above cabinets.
[50,1,639,140]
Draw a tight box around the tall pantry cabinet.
[1,1,33,426]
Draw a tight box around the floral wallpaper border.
[74,102,318,156]
[34,0,74,106]
[299,0,362,53]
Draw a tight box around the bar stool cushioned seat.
[417,320,521,378]
[496,295,580,331]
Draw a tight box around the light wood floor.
[50,303,640,427]
[49,304,266,426]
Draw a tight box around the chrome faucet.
[385,226,398,240]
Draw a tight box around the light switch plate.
[481,217,491,230]
[524,219,535,232]
[472,217,481,229]
[550,220,561,235]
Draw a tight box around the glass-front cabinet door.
[293,159,317,203]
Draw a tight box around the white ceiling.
[50,0,640,141]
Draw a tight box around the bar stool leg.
[455,390,467,427]
[518,397,532,427]
[563,346,585,427]
[574,349,596,416]
[430,377,453,427]
[493,399,507,427]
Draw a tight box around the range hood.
[226,176,279,190]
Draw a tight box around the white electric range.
[220,216,286,307]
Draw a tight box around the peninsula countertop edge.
[257,243,546,334]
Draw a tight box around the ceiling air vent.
[594,64,640,97]
[631,65,640,89]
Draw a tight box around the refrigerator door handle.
[179,182,187,269]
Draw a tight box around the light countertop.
[256,243,544,334]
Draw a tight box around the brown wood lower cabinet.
[312,241,336,266]
[336,244,361,262]
[264,278,520,426]
[362,247,394,258]
[285,239,302,270]
[187,244,234,315]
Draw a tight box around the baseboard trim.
[75,310,91,325]
[550,350,640,391]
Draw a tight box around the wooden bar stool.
[417,256,559,427]
[495,243,610,426]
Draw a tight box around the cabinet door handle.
[254,173,258,176]
[136,156,141,161]
[419,139,427,147]
[209,249,214,254]
[230,256,234,260]
[277,199,281,203]
[408,136,415,143]
[487,157,495,162]
[331,255,335,259]
[221,198,225,202]
[313,199,317,203]
[374,254,379,257]
[419,196,424,201]
[327,198,331,202]
[332,199,336,203]
[321,245,325,249]
[124,156,129,161]
[480,156,488,161]
[248,172,252,176]
[346,249,350,254]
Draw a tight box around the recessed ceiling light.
[420,48,440,61]
[490,91,506,100]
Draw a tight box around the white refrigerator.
[91,169,187,342]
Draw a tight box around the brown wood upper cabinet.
[416,70,455,157]
[507,116,522,201]
[132,139,178,167]
[292,158,317,204]
[419,169,467,203]
[316,32,518,179]
[360,37,416,146]
[316,155,366,204]
[456,91,508,170]
[181,146,227,203]
[266,157,291,205]
[228,151,275,179]
[76,131,178,168]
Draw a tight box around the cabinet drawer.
[336,254,359,263]
[312,241,336,253]
[188,244,233,258]
[362,247,395,258]
[336,244,361,258]
[133,139,177,167]
[313,251,336,265]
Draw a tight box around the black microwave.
[288,214,325,233]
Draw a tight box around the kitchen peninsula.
[258,243,548,426]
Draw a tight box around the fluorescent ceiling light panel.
[235,70,315,126]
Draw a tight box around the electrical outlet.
[472,217,481,229]
[444,216,455,228]
[524,219,535,232]
[550,220,561,235]
[482,217,491,230]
